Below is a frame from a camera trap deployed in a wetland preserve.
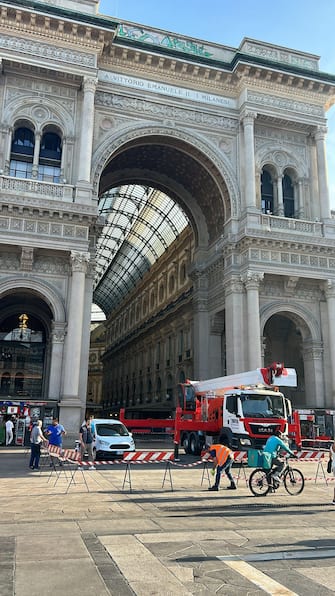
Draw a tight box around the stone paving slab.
[16,534,87,561]
[1,447,335,595]
[15,560,110,596]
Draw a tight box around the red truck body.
[120,363,302,456]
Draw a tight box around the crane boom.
[189,362,297,393]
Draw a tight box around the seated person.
[263,429,295,481]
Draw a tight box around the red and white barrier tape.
[45,445,332,469]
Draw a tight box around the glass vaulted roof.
[94,185,189,315]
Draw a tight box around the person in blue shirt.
[45,417,66,448]
[263,430,296,481]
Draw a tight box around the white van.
[91,418,136,460]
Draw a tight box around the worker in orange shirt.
[208,443,236,491]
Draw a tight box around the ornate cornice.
[0,189,98,220]
[0,2,115,53]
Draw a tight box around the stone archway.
[92,125,240,248]
[0,280,67,402]
[261,304,323,407]
[0,292,53,400]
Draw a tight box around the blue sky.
[99,0,335,208]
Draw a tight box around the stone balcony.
[259,213,324,236]
[0,175,74,202]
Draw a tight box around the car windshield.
[240,394,284,418]
[95,424,129,437]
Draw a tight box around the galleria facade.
[1,0,335,440]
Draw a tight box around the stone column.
[241,111,257,209]
[32,132,41,179]
[78,259,96,421]
[225,277,245,373]
[209,312,225,378]
[315,127,331,219]
[48,322,66,400]
[302,340,324,407]
[3,125,13,174]
[60,137,67,181]
[325,280,335,405]
[62,251,89,400]
[61,251,90,438]
[191,270,209,379]
[276,175,284,216]
[255,166,262,210]
[77,77,97,183]
[242,271,264,369]
[296,178,305,219]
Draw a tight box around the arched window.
[180,263,187,283]
[150,291,155,309]
[283,174,295,217]
[261,169,274,214]
[10,126,34,179]
[38,130,62,183]
[169,274,175,293]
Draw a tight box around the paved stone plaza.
[0,447,335,595]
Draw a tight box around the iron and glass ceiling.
[94,184,189,315]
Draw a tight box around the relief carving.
[0,33,96,67]
[95,92,238,132]
[33,256,69,275]
[247,91,323,117]
[0,252,20,271]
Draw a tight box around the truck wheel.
[219,434,231,448]
[189,434,200,456]
[182,435,190,454]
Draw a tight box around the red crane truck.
[120,363,301,456]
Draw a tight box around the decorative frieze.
[0,33,96,68]
[262,278,321,300]
[33,256,69,275]
[247,90,323,118]
[5,75,77,99]
[240,40,319,71]
[0,214,88,241]
[0,252,20,271]
[95,91,238,132]
[243,246,335,271]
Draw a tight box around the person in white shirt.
[29,420,46,470]
[5,418,14,445]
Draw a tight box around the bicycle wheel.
[283,467,304,495]
[249,468,271,496]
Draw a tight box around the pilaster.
[241,271,264,369]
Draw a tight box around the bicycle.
[248,455,305,497]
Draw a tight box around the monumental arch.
[1,0,335,440]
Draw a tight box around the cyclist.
[263,429,296,482]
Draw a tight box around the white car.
[91,418,136,460]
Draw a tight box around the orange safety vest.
[210,444,233,466]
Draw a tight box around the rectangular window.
[9,160,33,179]
[38,164,61,183]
